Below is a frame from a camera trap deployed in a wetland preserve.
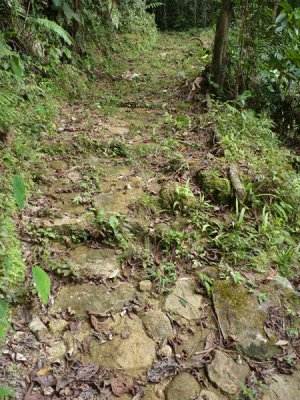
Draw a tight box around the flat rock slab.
[198,391,225,400]
[93,179,143,215]
[49,160,68,170]
[165,278,203,321]
[32,213,94,234]
[166,372,200,400]
[51,284,136,319]
[89,316,156,374]
[212,280,280,360]
[142,310,174,341]
[207,350,249,395]
[261,371,300,400]
[69,245,120,279]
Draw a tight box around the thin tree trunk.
[234,0,248,98]
[272,0,280,21]
[211,0,232,89]
[163,0,167,30]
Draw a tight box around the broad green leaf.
[0,301,8,320]
[179,298,187,308]
[13,175,26,209]
[32,266,51,305]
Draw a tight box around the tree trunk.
[272,0,280,21]
[211,0,232,89]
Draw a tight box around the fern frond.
[33,18,73,46]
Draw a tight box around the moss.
[195,168,231,204]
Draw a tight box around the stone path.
[2,34,300,400]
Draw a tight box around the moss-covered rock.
[212,280,280,361]
[195,169,231,203]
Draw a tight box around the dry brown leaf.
[111,375,134,396]
[37,366,52,376]
[275,340,289,346]
[90,315,102,332]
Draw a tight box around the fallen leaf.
[37,366,52,377]
[25,395,47,400]
[275,340,289,346]
[33,373,57,387]
[90,315,102,332]
[76,364,99,381]
[147,358,180,383]
[204,331,215,351]
[132,394,142,400]
[111,375,134,396]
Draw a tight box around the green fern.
[145,2,163,10]
[33,18,73,45]
[0,387,16,400]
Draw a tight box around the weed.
[257,292,267,304]
[198,272,214,297]
[147,262,177,289]
[95,209,134,249]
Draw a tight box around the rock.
[109,395,131,400]
[93,167,143,215]
[157,345,173,358]
[49,319,69,334]
[261,371,300,400]
[270,274,294,291]
[199,390,224,400]
[175,328,209,358]
[143,387,161,400]
[166,372,200,400]
[142,311,173,341]
[49,160,68,170]
[139,280,152,292]
[207,350,249,395]
[52,284,136,319]
[212,280,280,360]
[47,341,66,362]
[70,246,120,279]
[165,278,203,321]
[37,212,94,234]
[89,316,156,374]
[29,317,48,333]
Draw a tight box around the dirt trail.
[2,33,300,400]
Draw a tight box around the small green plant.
[95,209,133,249]
[257,292,267,304]
[147,262,176,289]
[283,355,294,366]
[239,383,255,400]
[287,326,299,336]
[0,386,16,400]
[198,272,214,297]
[73,195,84,205]
[226,270,245,285]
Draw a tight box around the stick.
[229,163,246,200]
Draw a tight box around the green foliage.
[34,18,73,45]
[12,176,26,209]
[32,266,51,305]
[0,300,10,345]
[95,209,134,249]
[147,262,177,289]
[0,387,16,400]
